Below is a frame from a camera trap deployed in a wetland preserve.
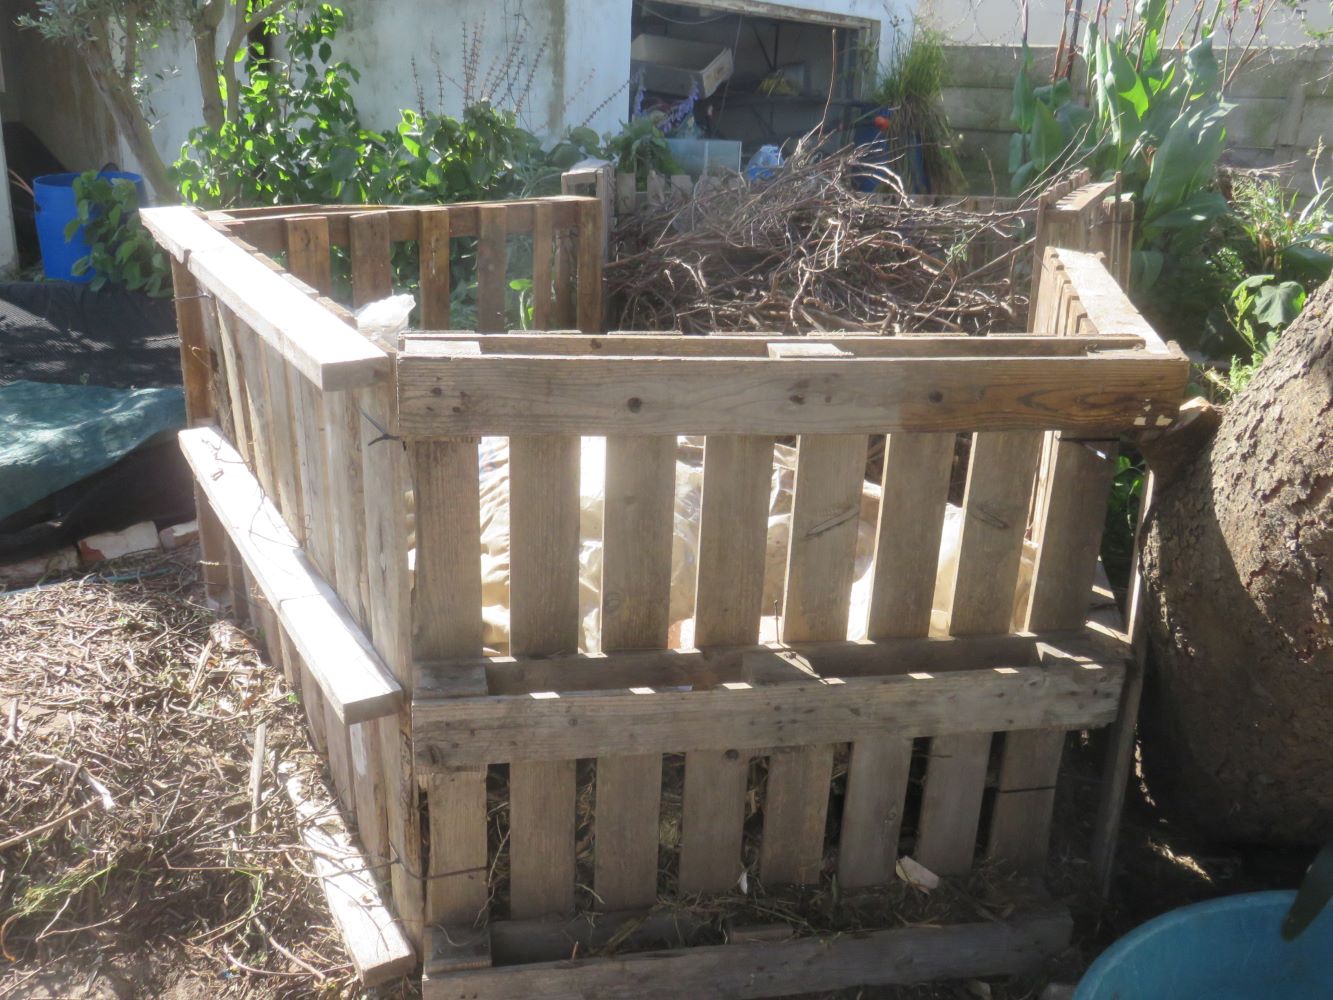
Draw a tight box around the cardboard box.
[631,34,734,99]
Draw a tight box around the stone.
[78,521,161,563]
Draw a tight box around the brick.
[78,521,161,563]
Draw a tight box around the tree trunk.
[1139,277,1333,844]
[192,5,226,133]
[82,36,174,199]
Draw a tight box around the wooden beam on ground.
[395,352,1187,437]
[420,905,1071,999]
[414,654,1123,771]
[141,206,388,391]
[178,426,402,724]
[280,762,414,986]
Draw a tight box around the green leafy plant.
[867,21,963,193]
[602,117,680,184]
[65,171,170,297]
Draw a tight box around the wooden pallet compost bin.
[142,181,1185,997]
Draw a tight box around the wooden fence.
[143,178,1184,997]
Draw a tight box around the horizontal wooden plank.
[141,207,388,391]
[281,762,415,985]
[1052,248,1174,356]
[179,426,403,724]
[414,656,1123,770]
[422,905,1072,999]
[213,197,593,254]
[401,331,1147,358]
[396,352,1187,436]
[416,631,1061,697]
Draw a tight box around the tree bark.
[1139,277,1333,844]
[81,30,174,199]
[192,1,226,133]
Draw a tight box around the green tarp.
[0,380,185,522]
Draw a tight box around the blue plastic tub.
[1075,891,1333,1000]
[34,171,145,282]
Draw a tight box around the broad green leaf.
[1252,281,1306,328]
[1029,100,1066,169]
[1185,34,1220,99]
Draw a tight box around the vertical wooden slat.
[679,434,773,893]
[530,202,554,331]
[286,215,333,294]
[988,438,1118,871]
[411,438,490,929]
[554,229,575,328]
[230,316,277,500]
[575,198,603,333]
[350,211,394,308]
[322,393,371,628]
[256,348,305,538]
[755,434,864,886]
[420,208,452,329]
[839,432,953,888]
[915,430,1043,877]
[507,435,581,918]
[594,435,675,910]
[362,379,424,947]
[213,305,253,465]
[170,258,214,424]
[194,492,230,603]
[477,205,508,332]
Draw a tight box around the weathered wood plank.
[350,211,394,308]
[530,201,554,330]
[575,198,603,332]
[507,435,581,918]
[280,762,414,986]
[426,768,489,926]
[413,658,1123,771]
[594,435,674,910]
[169,259,214,424]
[141,206,388,391]
[420,208,452,329]
[178,427,402,724]
[678,749,750,893]
[420,905,1072,1000]
[915,430,1044,877]
[396,353,1187,437]
[477,204,508,332]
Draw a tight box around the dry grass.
[0,547,413,1000]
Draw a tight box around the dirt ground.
[0,547,1314,1000]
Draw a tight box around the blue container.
[1075,891,1333,1000]
[34,171,146,282]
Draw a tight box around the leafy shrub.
[65,172,171,297]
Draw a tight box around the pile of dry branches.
[607,143,1035,335]
[0,549,394,999]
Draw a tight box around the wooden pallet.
[142,179,1186,994]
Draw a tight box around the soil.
[0,548,1315,1000]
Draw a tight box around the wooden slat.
[575,198,603,332]
[678,749,750,893]
[141,206,388,391]
[507,435,581,918]
[476,204,508,332]
[989,438,1119,871]
[418,631,1051,698]
[554,228,575,327]
[323,697,356,812]
[285,215,333,295]
[530,202,555,331]
[839,432,953,887]
[838,736,913,888]
[322,393,371,626]
[413,656,1124,771]
[348,718,389,874]
[256,347,305,537]
[756,434,864,885]
[350,211,394,308]
[426,768,489,926]
[594,435,674,909]
[360,379,424,948]
[420,905,1072,1000]
[410,437,490,930]
[396,352,1188,437]
[678,434,773,892]
[281,762,415,987]
[915,430,1044,877]
[420,208,452,329]
[866,433,955,639]
[178,426,403,724]
[404,332,1148,357]
[194,489,230,602]
[170,259,214,423]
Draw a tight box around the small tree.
[17,0,297,197]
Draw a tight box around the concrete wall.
[920,0,1331,47]
[940,44,1333,194]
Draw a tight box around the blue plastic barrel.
[1075,891,1333,999]
[34,171,146,282]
